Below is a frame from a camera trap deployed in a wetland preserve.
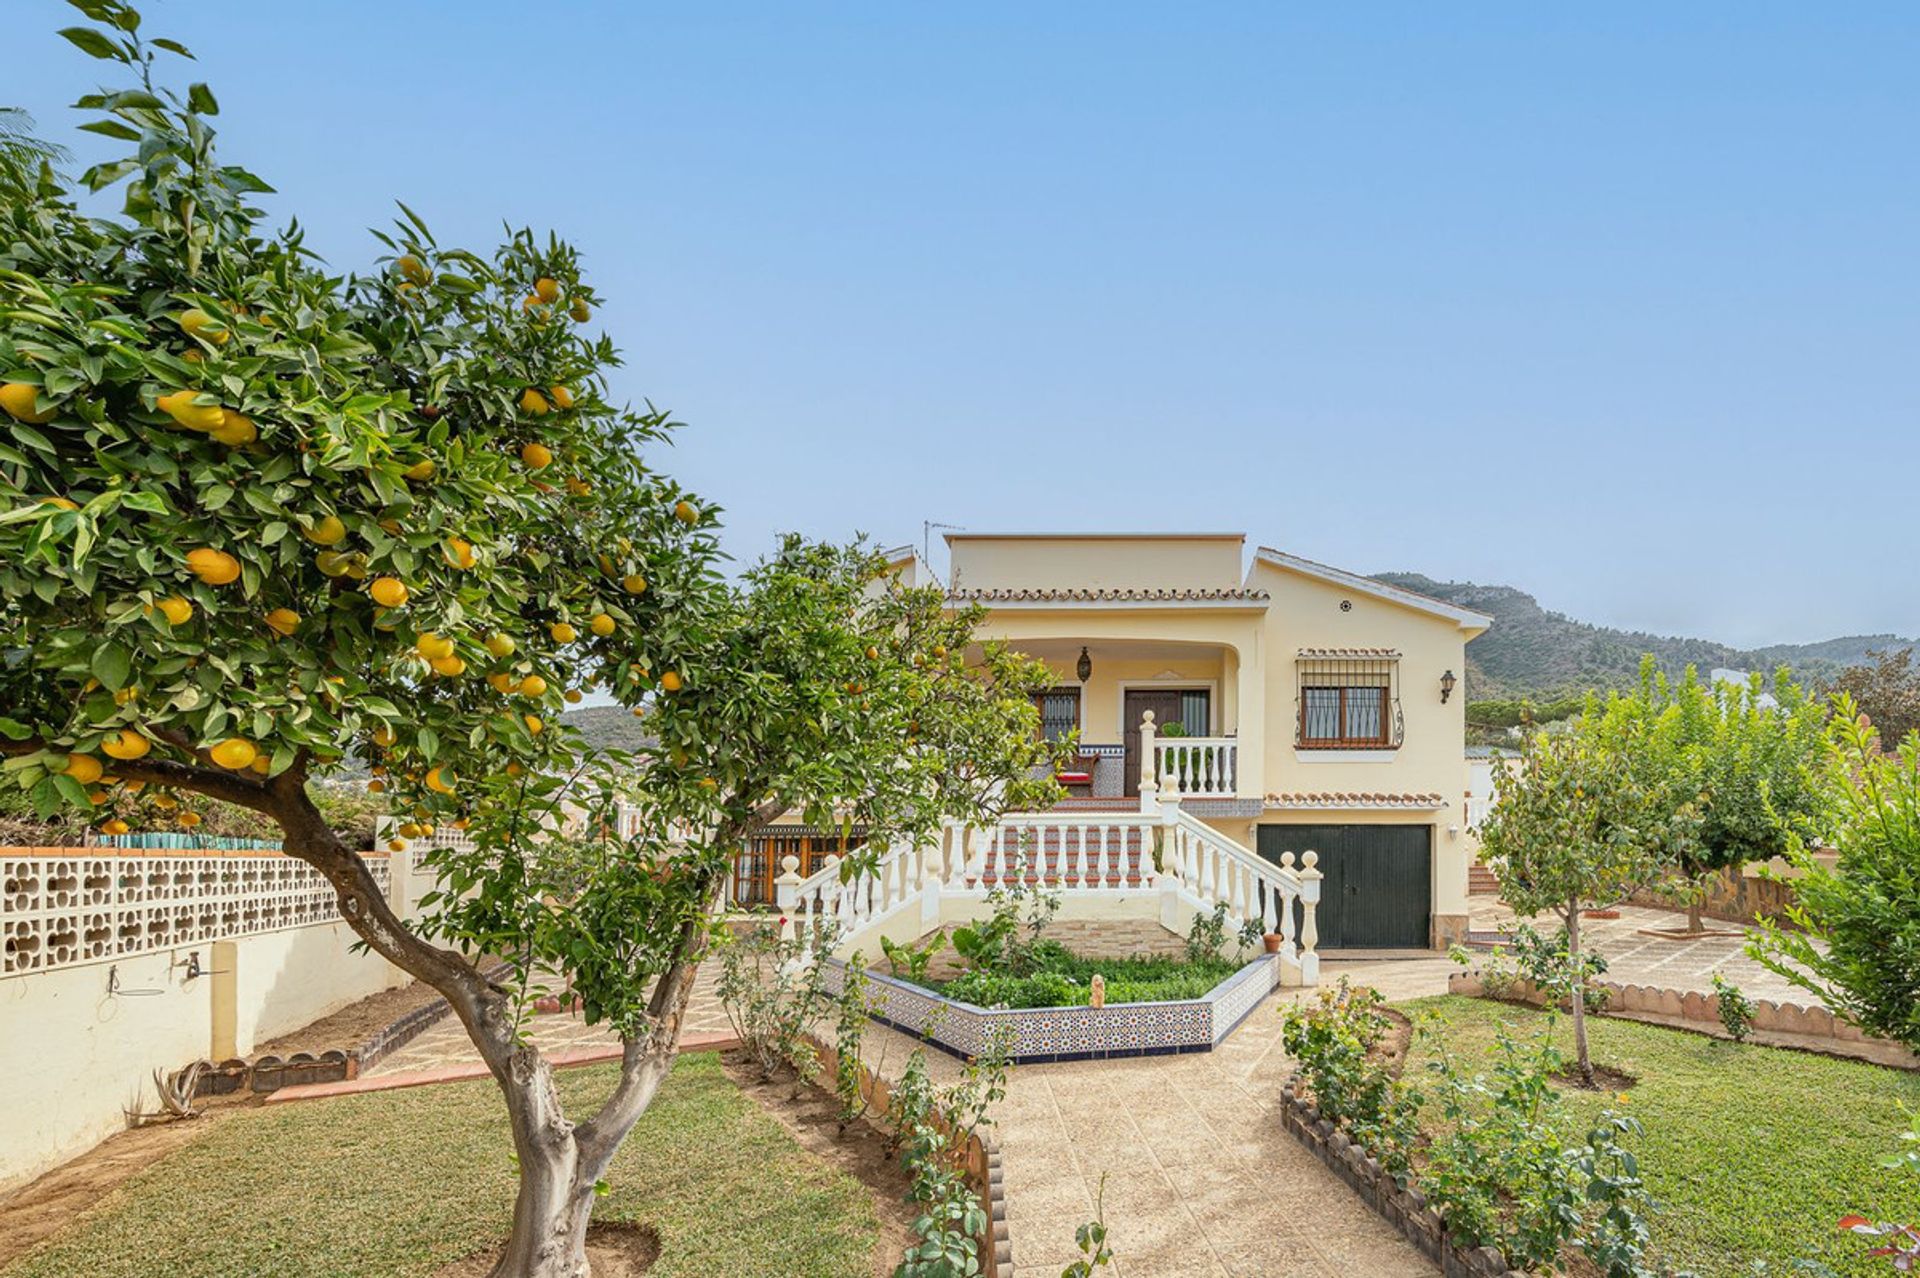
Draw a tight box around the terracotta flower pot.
[1263,932,1283,953]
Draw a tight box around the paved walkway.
[1469,900,1821,1005]
[366,965,735,1077]
[860,958,1455,1278]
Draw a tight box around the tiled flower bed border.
[1446,970,1919,1068]
[1280,1071,1527,1278]
[821,953,1282,1064]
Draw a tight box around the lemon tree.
[2,6,1058,1273]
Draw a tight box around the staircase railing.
[1161,803,1321,982]
[777,799,1323,985]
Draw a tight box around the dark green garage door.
[1256,824,1431,949]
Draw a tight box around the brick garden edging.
[1445,971,1920,1068]
[190,961,511,1097]
[1279,1071,1527,1278]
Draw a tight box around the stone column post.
[1137,711,1160,817]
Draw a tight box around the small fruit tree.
[1477,705,1697,1084]
[0,6,1060,1274]
[1624,660,1829,932]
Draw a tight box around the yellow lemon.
[564,688,583,704]
[569,298,591,323]
[372,725,397,748]
[210,410,256,446]
[674,500,698,525]
[152,793,178,811]
[64,754,105,784]
[178,308,230,345]
[369,577,409,608]
[186,548,241,585]
[397,254,430,285]
[178,811,202,828]
[304,515,347,546]
[589,613,615,638]
[484,632,516,658]
[250,755,271,775]
[519,388,551,416]
[367,778,386,794]
[415,631,455,661]
[0,382,55,424]
[519,674,548,697]
[524,713,543,735]
[443,537,477,570]
[101,730,151,761]
[101,819,130,836]
[548,384,574,410]
[265,607,300,637]
[550,622,577,644]
[155,596,194,626]
[659,671,683,693]
[622,573,648,595]
[425,766,455,795]
[520,441,553,469]
[430,654,467,677]
[157,390,225,431]
[387,838,405,852]
[209,738,258,770]
[566,476,592,497]
[534,277,560,303]
[488,672,517,694]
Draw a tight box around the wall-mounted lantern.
[1440,669,1457,704]
[1076,646,1092,683]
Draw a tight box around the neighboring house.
[744,530,1491,950]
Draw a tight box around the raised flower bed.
[820,952,1282,1063]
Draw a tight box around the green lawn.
[1,1052,881,1278]
[1402,996,1920,1278]
[932,952,1243,1009]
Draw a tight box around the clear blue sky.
[12,3,1918,649]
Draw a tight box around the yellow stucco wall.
[948,533,1245,592]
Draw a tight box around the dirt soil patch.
[721,1050,917,1278]
[435,1222,661,1277]
[1633,925,1746,940]
[252,978,446,1059]
[1551,1062,1638,1092]
[0,1106,243,1269]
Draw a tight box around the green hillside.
[562,705,657,755]
[1373,572,1912,699]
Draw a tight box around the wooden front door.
[1122,689,1186,796]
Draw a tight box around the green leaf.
[0,718,31,740]
[91,642,132,692]
[77,119,142,142]
[186,82,219,116]
[151,37,194,58]
[57,26,125,60]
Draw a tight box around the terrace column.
[1137,711,1159,816]
[1297,850,1322,986]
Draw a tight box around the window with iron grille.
[1296,653,1403,748]
[1033,687,1081,743]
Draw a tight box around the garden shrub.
[891,1033,1011,1278]
[1420,1018,1658,1277]
[1711,971,1754,1042]
[716,921,836,1081]
[936,953,1240,1010]
[950,850,1060,977]
[1280,980,1423,1180]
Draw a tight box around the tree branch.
[0,735,275,813]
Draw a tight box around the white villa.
[751,531,1491,968]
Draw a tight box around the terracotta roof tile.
[1296,647,1402,660]
[948,586,1268,603]
[1264,791,1446,810]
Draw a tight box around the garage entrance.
[1256,823,1432,949]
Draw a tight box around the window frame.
[1297,683,1393,748]
[1032,685,1084,744]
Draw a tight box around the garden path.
[1469,900,1822,1005]
[857,959,1452,1278]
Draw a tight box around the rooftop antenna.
[923,520,964,568]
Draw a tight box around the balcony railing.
[1152,737,1238,796]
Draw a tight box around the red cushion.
[1056,771,1093,784]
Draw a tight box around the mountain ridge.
[1373,571,1914,698]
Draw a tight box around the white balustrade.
[1159,808,1314,971]
[1152,737,1239,796]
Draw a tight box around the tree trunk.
[1566,900,1594,1086]
[1686,895,1704,934]
[492,1057,596,1278]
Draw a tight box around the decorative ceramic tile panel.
[0,851,390,978]
[828,955,1275,1063]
